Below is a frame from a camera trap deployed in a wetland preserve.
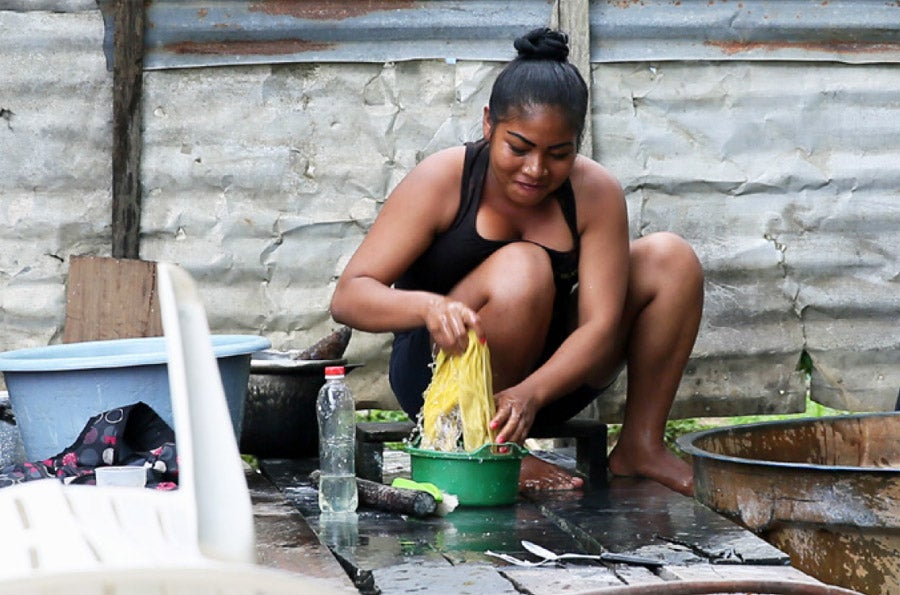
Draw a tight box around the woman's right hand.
[424,296,483,355]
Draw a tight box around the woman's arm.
[330,147,483,351]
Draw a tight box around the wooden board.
[246,468,358,593]
[257,450,823,595]
[111,0,145,259]
[63,255,162,343]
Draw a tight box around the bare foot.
[608,443,694,497]
[518,454,584,491]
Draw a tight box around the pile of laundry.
[0,401,178,489]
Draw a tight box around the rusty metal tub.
[677,412,900,595]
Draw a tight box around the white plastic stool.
[0,263,344,594]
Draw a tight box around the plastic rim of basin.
[0,335,270,461]
[407,443,527,506]
[0,335,270,371]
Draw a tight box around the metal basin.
[678,412,900,595]
[240,352,361,458]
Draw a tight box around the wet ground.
[249,448,832,594]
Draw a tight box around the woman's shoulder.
[414,145,467,176]
[570,155,622,196]
[385,145,468,226]
[569,155,627,231]
[391,145,466,192]
[393,145,464,192]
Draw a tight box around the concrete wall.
[1,5,897,418]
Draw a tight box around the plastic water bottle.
[316,365,358,513]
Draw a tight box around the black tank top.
[396,139,580,298]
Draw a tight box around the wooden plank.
[502,566,627,593]
[373,561,518,594]
[246,468,357,593]
[659,563,823,584]
[63,255,162,343]
[526,476,790,566]
[260,455,815,594]
[551,0,593,157]
[260,457,588,567]
[112,0,145,259]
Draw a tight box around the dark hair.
[488,28,589,144]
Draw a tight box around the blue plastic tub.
[0,335,270,460]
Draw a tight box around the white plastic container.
[95,465,147,488]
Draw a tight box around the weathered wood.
[355,421,416,482]
[503,566,628,593]
[551,0,593,157]
[63,255,162,343]
[258,453,823,595]
[356,420,416,443]
[246,468,357,592]
[530,419,607,480]
[526,477,790,566]
[374,560,519,594]
[659,563,822,585]
[295,326,352,360]
[112,0,145,259]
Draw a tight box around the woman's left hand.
[490,387,539,446]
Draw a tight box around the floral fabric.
[0,401,178,490]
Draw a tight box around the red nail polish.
[479,336,486,344]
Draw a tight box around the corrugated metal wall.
[1,0,897,416]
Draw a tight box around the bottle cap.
[324,365,345,377]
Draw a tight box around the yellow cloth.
[421,330,496,452]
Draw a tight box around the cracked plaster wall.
[1,8,897,416]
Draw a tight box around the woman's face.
[482,104,578,207]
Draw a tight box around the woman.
[331,28,703,496]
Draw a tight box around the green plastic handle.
[391,477,444,502]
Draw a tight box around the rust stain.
[608,0,648,7]
[706,38,900,55]
[766,524,900,595]
[248,0,419,21]
[165,39,335,56]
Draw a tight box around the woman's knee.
[633,232,703,286]
[485,242,556,306]
[449,242,556,322]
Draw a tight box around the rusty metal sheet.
[97,0,554,70]
[591,0,900,64]
[0,0,95,9]
[94,0,900,70]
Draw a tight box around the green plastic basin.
[407,442,527,506]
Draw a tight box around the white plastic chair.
[0,263,344,594]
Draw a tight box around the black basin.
[240,352,360,458]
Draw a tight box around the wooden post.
[551,0,593,158]
[112,0,145,259]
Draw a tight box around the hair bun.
[513,27,569,61]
